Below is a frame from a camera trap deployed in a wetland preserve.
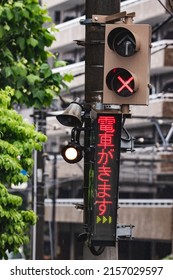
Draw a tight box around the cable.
[152,14,173,34]
[121,116,131,142]
[152,0,173,34]
[168,0,173,10]
[121,126,131,142]
[89,245,105,256]
[151,42,173,55]
[157,0,172,15]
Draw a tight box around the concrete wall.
[44,203,173,240]
[118,206,173,240]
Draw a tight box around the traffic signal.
[61,142,83,164]
[103,23,151,105]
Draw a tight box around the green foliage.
[0,87,47,185]
[0,87,46,258]
[0,0,73,259]
[0,0,73,108]
[0,182,37,260]
[162,254,173,260]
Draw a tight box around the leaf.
[4,48,14,61]
[63,73,74,83]
[0,7,3,17]
[8,236,13,245]
[27,74,40,85]
[40,63,52,78]
[52,73,61,83]
[0,197,7,206]
[14,2,24,8]
[4,23,10,31]
[16,37,25,51]
[54,60,67,68]
[15,90,22,100]
[0,25,5,38]
[5,7,13,21]
[16,77,26,89]
[33,89,44,102]
[43,30,55,46]
[22,10,30,19]
[11,65,27,77]
[42,14,53,23]
[27,37,38,47]
[3,67,13,78]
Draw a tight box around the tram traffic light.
[61,142,83,164]
[103,23,151,105]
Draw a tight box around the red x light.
[117,75,134,93]
[106,68,136,97]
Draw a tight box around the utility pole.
[32,109,46,260]
[85,0,120,104]
[35,150,45,259]
[83,0,120,260]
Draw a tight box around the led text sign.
[91,113,122,246]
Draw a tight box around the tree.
[0,0,73,108]
[0,86,47,259]
[0,0,72,259]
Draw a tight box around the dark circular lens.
[107,27,136,57]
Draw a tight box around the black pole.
[85,0,120,103]
[83,0,120,259]
[52,153,57,259]
[34,109,47,260]
[35,150,45,259]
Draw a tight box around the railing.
[121,0,143,8]
[52,61,85,76]
[150,92,173,100]
[55,16,85,32]
[44,198,173,208]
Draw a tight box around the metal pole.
[85,0,120,104]
[84,0,120,260]
[32,117,38,260]
[52,153,57,259]
[35,110,46,260]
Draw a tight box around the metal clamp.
[80,11,136,26]
[117,224,134,239]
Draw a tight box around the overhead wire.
[168,0,173,10]
[157,0,172,15]
[151,42,173,55]
[152,0,173,34]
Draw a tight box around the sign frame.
[90,113,122,246]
